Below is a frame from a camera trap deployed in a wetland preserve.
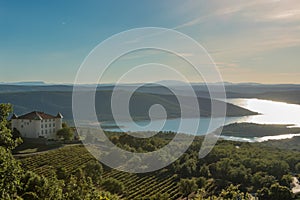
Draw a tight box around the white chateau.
[11,111,63,139]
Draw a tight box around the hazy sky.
[1,0,300,84]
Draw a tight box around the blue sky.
[1,0,300,84]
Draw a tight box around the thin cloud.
[174,0,300,29]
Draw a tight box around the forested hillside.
[0,90,257,121]
[18,132,300,200]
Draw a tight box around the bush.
[102,178,124,194]
[178,178,198,198]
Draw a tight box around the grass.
[13,141,63,154]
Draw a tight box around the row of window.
[20,123,56,129]
[41,123,56,128]
[20,122,29,128]
[42,119,55,122]
[20,119,56,123]
[21,120,32,123]
[40,128,56,135]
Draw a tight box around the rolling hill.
[0,89,257,122]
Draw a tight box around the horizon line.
[1,81,300,86]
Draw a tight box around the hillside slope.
[0,90,257,121]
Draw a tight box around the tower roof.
[11,113,18,119]
[56,112,63,119]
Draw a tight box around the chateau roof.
[56,112,63,119]
[11,113,18,119]
[12,111,63,120]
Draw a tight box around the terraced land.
[18,145,95,178]
[17,145,182,199]
[103,169,181,199]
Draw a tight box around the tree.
[257,187,271,200]
[56,166,68,180]
[0,104,24,199]
[196,177,207,188]
[251,172,276,191]
[269,183,293,200]
[83,160,103,185]
[12,128,21,140]
[56,126,73,141]
[64,174,94,200]
[266,160,290,179]
[0,103,22,150]
[178,178,198,199]
[280,174,293,187]
[102,178,124,195]
[181,159,197,178]
[19,171,63,200]
[0,146,23,199]
[258,183,292,200]
[199,164,210,178]
[62,122,68,128]
[219,184,251,200]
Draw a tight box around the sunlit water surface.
[101,98,300,142]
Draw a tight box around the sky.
[0,0,300,84]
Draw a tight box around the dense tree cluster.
[108,131,299,199]
[56,122,74,141]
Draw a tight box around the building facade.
[11,111,63,139]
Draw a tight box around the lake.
[101,98,300,142]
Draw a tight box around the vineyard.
[17,145,182,199]
[103,169,181,199]
[18,145,95,178]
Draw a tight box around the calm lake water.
[102,98,300,142]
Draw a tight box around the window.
[45,130,47,134]
[49,124,51,127]
[53,123,55,127]
[45,124,47,128]
[45,119,47,122]
[41,124,43,128]
[21,125,23,128]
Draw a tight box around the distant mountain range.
[0,83,299,121]
[0,90,257,121]
[2,80,300,87]
[0,81,47,86]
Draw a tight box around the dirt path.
[13,143,82,158]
